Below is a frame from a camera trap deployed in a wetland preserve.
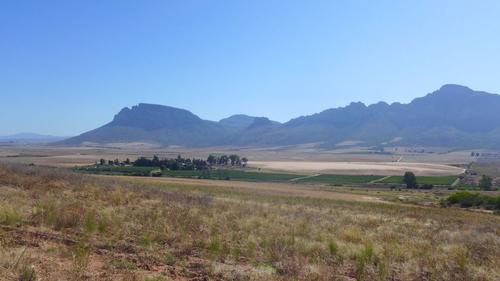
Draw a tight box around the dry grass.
[0,163,499,280]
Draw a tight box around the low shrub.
[444,191,500,210]
[0,207,22,226]
[18,266,37,281]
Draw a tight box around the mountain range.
[60,84,500,149]
[0,133,67,144]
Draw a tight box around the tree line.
[207,154,248,166]
[133,155,209,171]
[97,154,248,171]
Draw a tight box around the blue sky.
[1,1,500,136]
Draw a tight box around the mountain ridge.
[0,133,68,144]
[60,84,500,148]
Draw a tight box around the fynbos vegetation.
[443,191,500,210]
[1,164,499,280]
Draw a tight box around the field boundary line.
[451,177,460,187]
[369,175,391,184]
[289,174,321,182]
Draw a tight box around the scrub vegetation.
[1,164,499,280]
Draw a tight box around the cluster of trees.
[133,155,208,171]
[98,158,131,166]
[206,154,248,166]
[106,154,249,171]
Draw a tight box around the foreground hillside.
[62,84,500,148]
[1,164,499,280]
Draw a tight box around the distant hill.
[0,133,67,144]
[219,115,280,131]
[60,85,500,148]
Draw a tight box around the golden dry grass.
[0,164,499,281]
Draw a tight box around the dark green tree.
[207,155,216,165]
[229,154,240,166]
[241,157,248,166]
[219,155,229,165]
[153,155,160,166]
[403,172,417,189]
[99,158,106,165]
[479,175,493,190]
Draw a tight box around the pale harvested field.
[249,161,465,176]
[0,144,477,169]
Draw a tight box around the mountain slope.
[61,85,500,148]
[219,115,258,131]
[61,103,230,146]
[263,84,500,148]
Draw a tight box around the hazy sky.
[1,1,500,136]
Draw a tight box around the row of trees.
[97,154,249,171]
[133,155,208,171]
[207,154,248,166]
[98,158,131,166]
[133,154,248,170]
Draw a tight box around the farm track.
[368,175,391,184]
[288,174,320,182]
[451,177,461,187]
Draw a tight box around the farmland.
[74,164,465,187]
[380,175,458,186]
[295,174,382,185]
[74,165,305,182]
[0,145,499,280]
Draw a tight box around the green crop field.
[74,165,460,187]
[297,174,383,185]
[163,169,305,182]
[74,165,159,176]
[75,166,305,182]
[380,175,458,185]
